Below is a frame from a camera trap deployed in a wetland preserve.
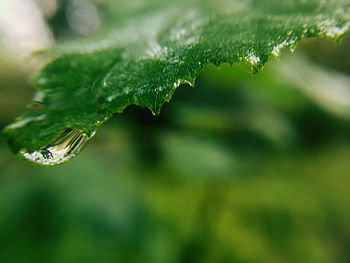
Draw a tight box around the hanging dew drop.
[20,128,95,166]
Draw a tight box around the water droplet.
[20,128,95,166]
[107,94,117,102]
[175,79,194,88]
[245,53,261,65]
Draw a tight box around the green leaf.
[3,0,350,166]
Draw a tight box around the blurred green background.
[1,1,350,262]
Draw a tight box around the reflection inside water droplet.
[20,128,95,166]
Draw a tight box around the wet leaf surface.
[3,0,350,165]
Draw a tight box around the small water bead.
[20,128,95,166]
[174,79,194,88]
[245,52,261,65]
[270,38,298,58]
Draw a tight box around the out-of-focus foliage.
[1,1,350,262]
[2,0,350,165]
